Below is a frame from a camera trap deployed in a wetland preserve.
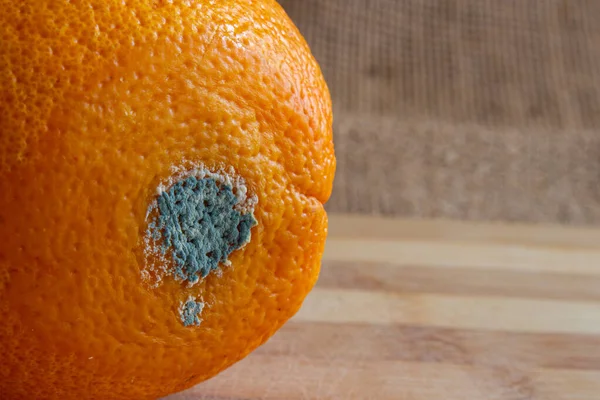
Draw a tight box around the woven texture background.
[278,0,600,225]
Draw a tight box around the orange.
[0,1,335,399]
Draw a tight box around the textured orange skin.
[0,1,335,399]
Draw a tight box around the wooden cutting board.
[167,214,600,400]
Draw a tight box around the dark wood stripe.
[254,321,600,371]
[327,215,600,249]
[318,260,600,301]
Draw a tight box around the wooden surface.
[168,214,600,400]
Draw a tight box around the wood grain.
[167,214,600,399]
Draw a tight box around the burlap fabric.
[278,0,600,225]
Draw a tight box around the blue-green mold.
[147,175,257,285]
[180,298,205,327]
